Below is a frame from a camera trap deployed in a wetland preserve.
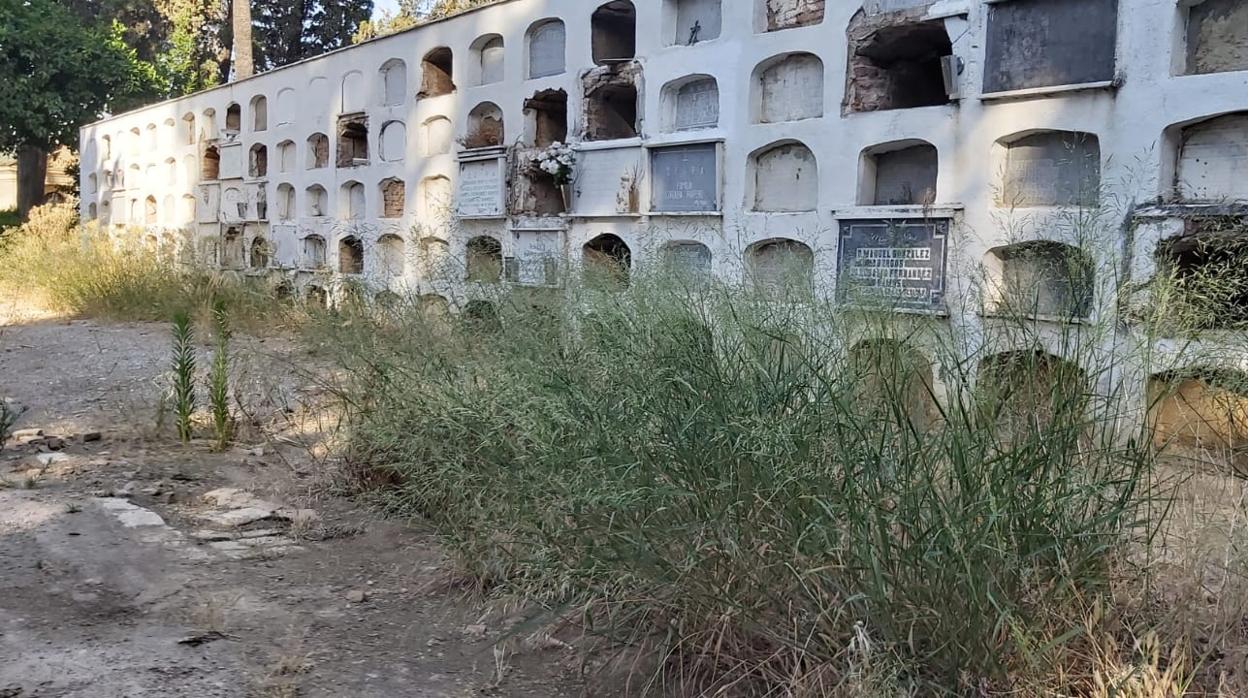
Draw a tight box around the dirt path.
[0,303,585,697]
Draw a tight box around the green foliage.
[352,0,497,43]
[171,311,197,444]
[0,2,164,152]
[319,271,1163,694]
[0,208,20,233]
[252,0,374,71]
[158,0,224,95]
[208,300,233,450]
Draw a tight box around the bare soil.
[0,300,589,697]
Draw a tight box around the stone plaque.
[675,79,719,130]
[528,22,566,79]
[837,219,949,312]
[651,143,717,213]
[458,159,503,217]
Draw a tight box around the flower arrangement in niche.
[534,141,576,185]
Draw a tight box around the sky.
[373,0,401,16]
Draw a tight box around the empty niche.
[420,48,456,98]
[380,178,406,218]
[250,236,270,268]
[181,195,196,222]
[754,53,824,123]
[466,103,504,148]
[341,71,366,112]
[466,236,503,282]
[88,202,98,220]
[583,234,632,288]
[663,76,719,131]
[307,133,329,169]
[592,1,637,65]
[303,234,327,268]
[583,63,641,141]
[380,58,407,106]
[202,145,221,179]
[250,95,268,132]
[845,10,952,113]
[339,236,364,274]
[305,185,328,217]
[421,176,453,217]
[473,35,505,85]
[1185,0,1248,76]
[277,184,295,220]
[1155,228,1248,329]
[847,339,938,431]
[859,141,937,205]
[525,90,568,147]
[162,194,175,223]
[377,234,406,278]
[380,121,407,162]
[463,300,501,329]
[248,144,268,178]
[751,142,818,212]
[528,19,566,79]
[997,131,1100,207]
[983,241,1094,319]
[763,0,825,32]
[337,115,369,167]
[342,181,366,219]
[275,89,296,126]
[746,238,814,296]
[418,293,450,320]
[978,351,1089,436]
[144,196,158,225]
[423,116,453,156]
[1176,113,1248,201]
[277,140,295,173]
[661,241,713,280]
[1148,368,1248,457]
[669,0,721,45]
[226,104,241,132]
[419,237,451,279]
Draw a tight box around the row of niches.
[88,0,1248,167]
[194,218,1244,333]
[85,111,1248,224]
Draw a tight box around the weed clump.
[320,270,1172,695]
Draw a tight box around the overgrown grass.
[0,202,291,328]
[315,269,1197,695]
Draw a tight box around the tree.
[252,0,373,72]
[230,0,253,78]
[0,0,163,217]
[158,0,224,95]
[352,0,498,44]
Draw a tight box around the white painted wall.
[79,0,1248,388]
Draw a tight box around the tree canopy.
[353,0,499,44]
[0,0,163,152]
